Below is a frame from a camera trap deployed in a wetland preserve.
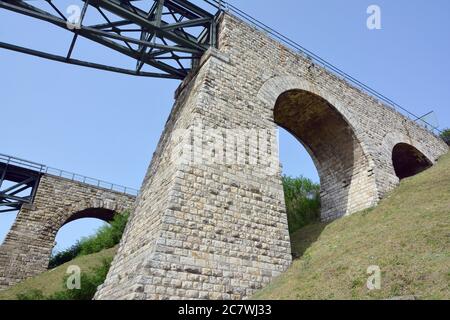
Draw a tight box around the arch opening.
[278,127,321,234]
[50,208,117,268]
[392,143,432,180]
[274,89,373,221]
[62,208,116,227]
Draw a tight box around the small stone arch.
[55,198,126,228]
[37,198,127,270]
[381,131,435,182]
[392,143,432,180]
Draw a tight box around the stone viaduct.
[0,163,136,290]
[0,7,448,299]
[93,13,448,300]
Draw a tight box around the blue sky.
[1,0,449,252]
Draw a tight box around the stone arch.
[258,76,379,221]
[47,198,126,253]
[380,132,435,183]
[28,198,126,271]
[55,198,125,228]
[257,75,375,168]
[392,143,432,180]
[0,174,136,290]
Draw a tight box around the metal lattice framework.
[0,0,220,79]
[0,154,44,213]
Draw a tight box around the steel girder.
[0,0,220,79]
[0,157,43,214]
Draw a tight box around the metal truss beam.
[0,0,220,79]
[0,159,42,214]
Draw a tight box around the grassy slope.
[254,152,450,300]
[0,247,117,300]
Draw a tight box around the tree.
[441,129,450,146]
[282,176,321,234]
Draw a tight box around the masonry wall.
[96,13,448,300]
[0,174,135,290]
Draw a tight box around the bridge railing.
[0,153,139,197]
[44,167,140,196]
[0,153,46,173]
[204,0,442,135]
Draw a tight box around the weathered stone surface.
[94,13,447,300]
[0,174,135,290]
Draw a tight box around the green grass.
[253,152,450,300]
[0,247,117,300]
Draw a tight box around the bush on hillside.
[49,212,129,269]
[49,258,112,300]
[282,175,321,234]
[440,129,450,146]
[17,258,112,300]
[16,289,46,300]
[48,244,81,269]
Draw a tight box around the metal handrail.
[0,153,45,172]
[204,0,442,135]
[0,153,139,196]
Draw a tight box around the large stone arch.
[257,76,379,220]
[257,76,372,152]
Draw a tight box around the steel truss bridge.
[0,0,223,79]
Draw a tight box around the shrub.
[282,175,321,234]
[77,212,129,257]
[48,244,81,269]
[17,258,112,300]
[49,212,129,269]
[440,129,450,146]
[16,289,46,300]
[49,258,112,300]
